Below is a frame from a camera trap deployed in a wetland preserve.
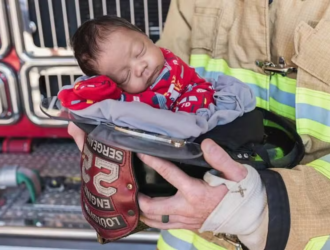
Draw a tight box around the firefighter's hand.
[67,122,85,152]
[138,138,248,230]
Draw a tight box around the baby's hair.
[71,15,145,76]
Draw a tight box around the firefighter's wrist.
[199,164,267,249]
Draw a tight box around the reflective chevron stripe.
[304,235,330,250]
[157,230,226,250]
[296,88,330,143]
[191,55,296,118]
[270,74,296,120]
[308,154,330,179]
[191,54,330,144]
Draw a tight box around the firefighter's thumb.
[68,122,85,152]
[201,139,248,182]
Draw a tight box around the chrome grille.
[0,0,10,58]
[40,73,82,100]
[10,0,170,58]
[9,0,171,126]
[20,62,82,126]
[0,63,20,125]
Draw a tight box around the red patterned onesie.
[58,48,215,113]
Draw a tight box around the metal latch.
[211,233,243,250]
[256,57,297,76]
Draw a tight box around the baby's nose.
[135,61,148,77]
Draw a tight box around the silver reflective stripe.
[161,230,198,250]
[321,236,330,250]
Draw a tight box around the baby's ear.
[80,53,94,64]
[81,53,89,60]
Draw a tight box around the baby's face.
[96,28,165,94]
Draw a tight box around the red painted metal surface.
[1,48,69,138]
[0,115,69,138]
[2,138,32,153]
[2,48,20,72]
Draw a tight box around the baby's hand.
[73,75,122,102]
[58,75,122,110]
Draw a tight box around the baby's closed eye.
[136,44,145,58]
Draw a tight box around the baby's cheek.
[158,49,165,65]
[122,81,139,94]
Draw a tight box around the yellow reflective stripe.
[191,56,296,95]
[296,87,330,142]
[271,74,296,94]
[321,238,330,249]
[269,97,296,120]
[297,88,330,111]
[191,55,270,111]
[310,160,330,179]
[191,54,297,120]
[304,236,330,250]
[297,119,330,143]
[157,234,177,250]
[256,97,268,110]
[168,229,226,250]
[190,55,269,89]
[308,155,330,179]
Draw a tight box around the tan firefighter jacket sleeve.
[157,0,330,249]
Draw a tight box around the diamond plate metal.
[0,140,90,229]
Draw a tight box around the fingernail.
[137,153,144,160]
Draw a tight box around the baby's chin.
[124,84,149,94]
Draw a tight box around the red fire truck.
[0,1,169,249]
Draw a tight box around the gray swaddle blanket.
[71,75,256,139]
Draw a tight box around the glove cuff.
[199,164,267,248]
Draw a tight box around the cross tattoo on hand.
[231,185,247,197]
